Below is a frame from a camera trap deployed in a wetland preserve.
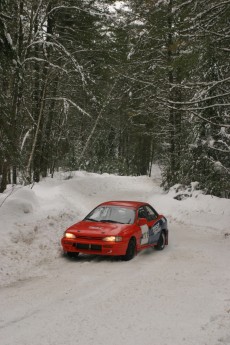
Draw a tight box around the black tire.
[123,238,136,261]
[155,231,166,251]
[66,252,79,258]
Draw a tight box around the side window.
[138,207,147,219]
[145,205,158,221]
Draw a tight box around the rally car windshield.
[84,206,135,224]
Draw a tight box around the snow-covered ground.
[0,166,230,345]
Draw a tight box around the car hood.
[66,220,130,236]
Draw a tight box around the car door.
[145,205,162,245]
[138,206,149,246]
[138,205,163,247]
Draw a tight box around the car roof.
[99,201,149,209]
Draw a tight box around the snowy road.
[1,222,230,345]
[0,170,230,345]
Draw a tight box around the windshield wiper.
[100,219,124,224]
[84,217,99,222]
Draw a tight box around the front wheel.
[155,232,166,251]
[123,238,136,261]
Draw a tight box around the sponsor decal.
[150,222,161,235]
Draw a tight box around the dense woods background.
[0,0,230,197]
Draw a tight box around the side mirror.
[138,218,147,226]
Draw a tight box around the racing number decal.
[140,224,149,245]
[140,221,162,246]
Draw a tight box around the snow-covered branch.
[44,98,92,118]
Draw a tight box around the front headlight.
[65,232,76,239]
[102,236,122,242]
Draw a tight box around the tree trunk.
[26,79,48,183]
[167,0,176,184]
[0,160,8,193]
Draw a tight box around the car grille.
[76,243,102,251]
[76,235,103,241]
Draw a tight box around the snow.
[108,1,131,14]
[5,33,13,47]
[0,166,230,345]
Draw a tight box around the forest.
[0,0,230,197]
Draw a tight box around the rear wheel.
[155,232,166,250]
[123,238,136,261]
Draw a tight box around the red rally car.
[61,201,168,261]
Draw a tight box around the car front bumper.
[61,238,128,256]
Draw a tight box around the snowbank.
[148,182,230,235]
[0,168,229,287]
